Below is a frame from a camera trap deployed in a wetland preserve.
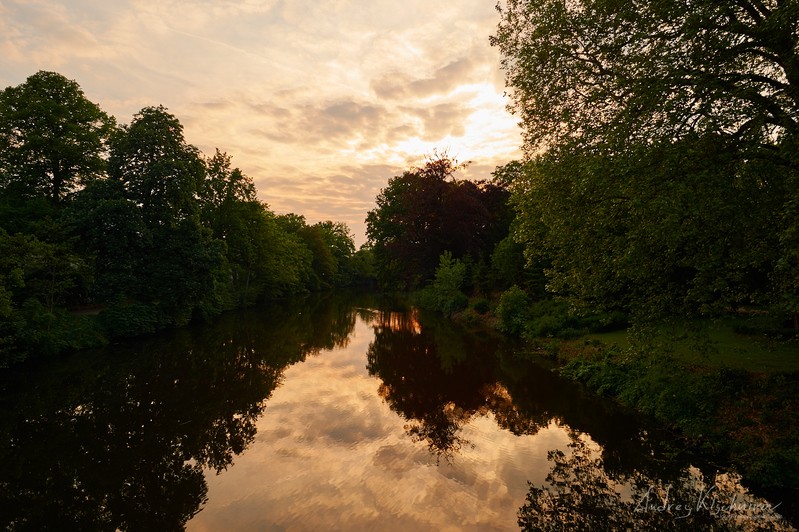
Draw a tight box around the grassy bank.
[411,281,799,491]
[523,318,799,491]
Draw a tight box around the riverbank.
[557,334,799,491]
[450,299,799,498]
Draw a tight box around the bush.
[414,252,469,317]
[496,285,530,336]
[524,300,626,339]
[4,300,107,363]
[472,298,490,314]
[98,302,163,338]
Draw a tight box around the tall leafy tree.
[491,0,799,154]
[109,105,205,227]
[201,149,257,210]
[108,106,226,324]
[492,0,799,323]
[366,155,510,289]
[66,179,148,303]
[313,221,356,285]
[0,71,114,204]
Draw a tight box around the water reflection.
[365,307,550,462]
[519,433,791,531]
[0,293,793,530]
[0,293,358,531]
[364,305,794,530]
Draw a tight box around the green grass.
[588,318,799,373]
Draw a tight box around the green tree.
[366,154,511,289]
[416,251,469,316]
[493,0,799,324]
[0,71,114,204]
[109,105,205,227]
[66,179,148,303]
[491,0,799,155]
[108,106,227,324]
[275,215,356,290]
[201,149,257,209]
[313,221,356,285]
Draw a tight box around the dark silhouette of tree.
[0,71,115,205]
[109,105,205,227]
[365,154,511,290]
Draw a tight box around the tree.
[200,149,257,212]
[366,154,510,289]
[109,105,205,227]
[416,251,469,316]
[313,221,356,285]
[107,106,227,324]
[492,0,799,155]
[492,0,799,323]
[275,215,356,290]
[0,71,114,204]
[66,179,148,303]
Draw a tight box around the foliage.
[0,71,115,204]
[492,0,799,326]
[561,338,799,489]
[495,285,530,336]
[471,298,490,315]
[366,154,512,289]
[109,105,206,227]
[492,0,799,155]
[415,252,469,317]
[512,138,786,322]
[0,72,359,364]
[276,214,358,291]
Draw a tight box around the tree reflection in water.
[365,307,552,463]
[0,292,359,531]
[364,305,793,531]
[519,432,792,531]
[3,294,791,530]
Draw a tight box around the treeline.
[0,71,373,366]
[366,0,799,338]
[364,155,546,317]
[488,0,799,333]
[367,146,796,336]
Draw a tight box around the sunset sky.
[0,0,522,246]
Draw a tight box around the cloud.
[372,58,479,100]
[1,0,522,246]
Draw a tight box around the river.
[0,291,793,530]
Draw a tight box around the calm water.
[0,292,794,531]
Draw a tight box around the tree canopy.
[365,155,511,290]
[0,71,114,204]
[491,0,799,156]
[0,71,365,366]
[492,0,799,323]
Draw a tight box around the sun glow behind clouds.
[0,0,522,245]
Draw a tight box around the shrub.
[98,302,163,338]
[472,298,490,314]
[496,285,530,336]
[415,252,469,317]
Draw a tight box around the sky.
[0,0,522,246]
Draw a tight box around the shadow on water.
[0,290,794,530]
